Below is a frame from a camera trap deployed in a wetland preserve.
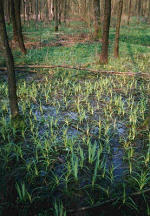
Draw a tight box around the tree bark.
[93,0,101,39]
[5,0,11,24]
[114,0,123,58]
[63,0,67,24]
[148,0,150,18]
[137,0,141,23]
[11,0,27,54]
[54,0,59,31]
[26,0,30,25]
[58,0,62,25]
[35,0,38,27]
[0,0,19,118]
[99,0,111,64]
[22,0,26,24]
[127,0,131,25]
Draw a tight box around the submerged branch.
[67,187,150,214]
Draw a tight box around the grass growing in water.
[1,19,150,216]
[0,67,150,215]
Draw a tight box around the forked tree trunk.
[93,0,101,39]
[0,0,19,118]
[99,0,111,64]
[11,0,27,54]
[114,0,123,58]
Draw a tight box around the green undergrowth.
[1,18,150,216]
[0,19,150,74]
[0,67,150,215]
[0,18,150,73]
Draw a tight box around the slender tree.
[11,0,27,54]
[137,0,141,23]
[114,0,123,58]
[0,0,19,118]
[99,0,111,64]
[93,0,101,39]
[148,0,150,18]
[127,0,131,25]
[63,0,67,24]
[54,0,59,31]
[25,0,30,24]
[5,0,11,24]
[35,0,39,28]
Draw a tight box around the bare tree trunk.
[5,0,11,24]
[99,0,111,64]
[114,0,123,58]
[47,0,53,21]
[0,0,19,118]
[137,0,141,23]
[54,0,59,31]
[22,0,26,24]
[35,0,38,28]
[26,0,30,25]
[127,0,131,25]
[11,0,18,41]
[39,0,42,20]
[11,0,27,54]
[58,0,62,25]
[148,0,150,18]
[64,0,67,24]
[93,0,101,39]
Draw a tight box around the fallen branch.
[0,64,150,78]
[67,187,150,214]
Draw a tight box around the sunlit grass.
[1,19,150,75]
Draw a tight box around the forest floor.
[0,19,150,216]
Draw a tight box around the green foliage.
[0,19,150,215]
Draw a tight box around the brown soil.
[10,33,101,50]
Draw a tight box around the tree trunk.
[93,0,101,39]
[47,0,52,21]
[35,0,38,27]
[63,0,67,24]
[22,0,26,24]
[99,0,111,64]
[5,0,11,24]
[137,0,141,23]
[0,0,19,118]
[58,0,62,25]
[26,0,30,25]
[148,0,150,18]
[127,0,131,25]
[114,0,123,58]
[54,0,59,31]
[11,0,27,54]
[11,0,18,41]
